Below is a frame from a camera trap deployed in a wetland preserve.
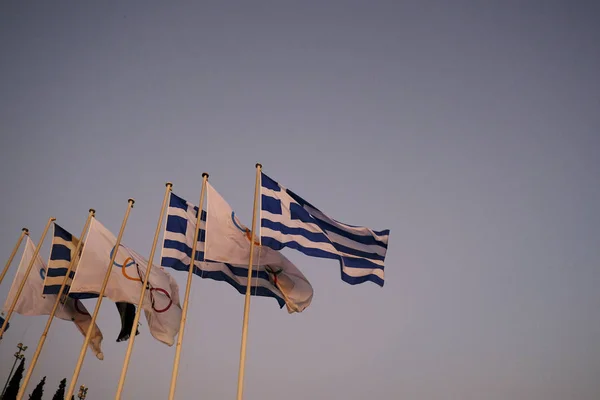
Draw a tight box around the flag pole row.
[0,164,280,400]
[0,162,389,399]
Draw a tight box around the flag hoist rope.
[115,183,173,400]
[0,217,56,341]
[16,210,96,400]
[65,199,135,400]
[168,173,209,400]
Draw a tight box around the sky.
[0,1,599,399]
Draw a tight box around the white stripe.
[303,203,389,242]
[340,252,384,267]
[342,266,385,279]
[44,276,72,286]
[261,210,323,233]
[53,236,77,249]
[261,228,385,267]
[322,229,387,258]
[262,185,389,244]
[163,231,192,246]
[261,226,337,253]
[48,259,71,270]
[161,248,282,297]
[262,190,388,255]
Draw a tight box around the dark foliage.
[28,376,46,400]
[3,357,25,400]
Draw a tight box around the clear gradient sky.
[1,1,599,399]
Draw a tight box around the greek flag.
[43,223,80,295]
[260,172,390,287]
[161,192,308,310]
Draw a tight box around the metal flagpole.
[167,173,208,400]
[65,199,135,400]
[236,163,262,400]
[0,217,56,341]
[16,210,96,400]
[115,183,172,400]
[0,228,29,286]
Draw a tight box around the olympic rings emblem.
[109,245,173,313]
[231,212,261,246]
[39,268,46,280]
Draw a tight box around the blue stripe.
[260,173,281,192]
[162,239,205,262]
[200,269,285,308]
[331,242,385,262]
[169,193,206,220]
[53,224,73,242]
[261,195,282,215]
[263,216,389,262]
[312,218,389,249]
[262,193,388,249]
[45,268,75,278]
[43,285,66,295]
[166,216,206,241]
[160,257,284,308]
[341,272,384,287]
[340,255,384,270]
[261,219,331,244]
[166,215,188,235]
[169,193,189,210]
[262,236,384,271]
[69,292,100,300]
[50,244,71,262]
[261,236,341,262]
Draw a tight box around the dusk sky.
[1,1,599,399]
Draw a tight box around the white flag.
[2,237,104,359]
[205,182,282,266]
[204,183,313,313]
[70,218,182,346]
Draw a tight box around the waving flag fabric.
[69,218,182,346]
[3,237,104,359]
[161,191,313,312]
[260,172,389,287]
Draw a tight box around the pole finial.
[128,198,135,206]
[88,209,96,215]
[202,173,209,178]
[22,228,29,234]
[166,182,173,188]
[50,217,57,222]
[255,163,262,169]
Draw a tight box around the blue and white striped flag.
[161,192,313,312]
[43,223,80,295]
[260,172,390,287]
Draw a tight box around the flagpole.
[0,228,29,286]
[236,163,262,400]
[167,173,208,400]
[0,217,56,340]
[115,183,172,400]
[16,210,96,400]
[65,199,135,400]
